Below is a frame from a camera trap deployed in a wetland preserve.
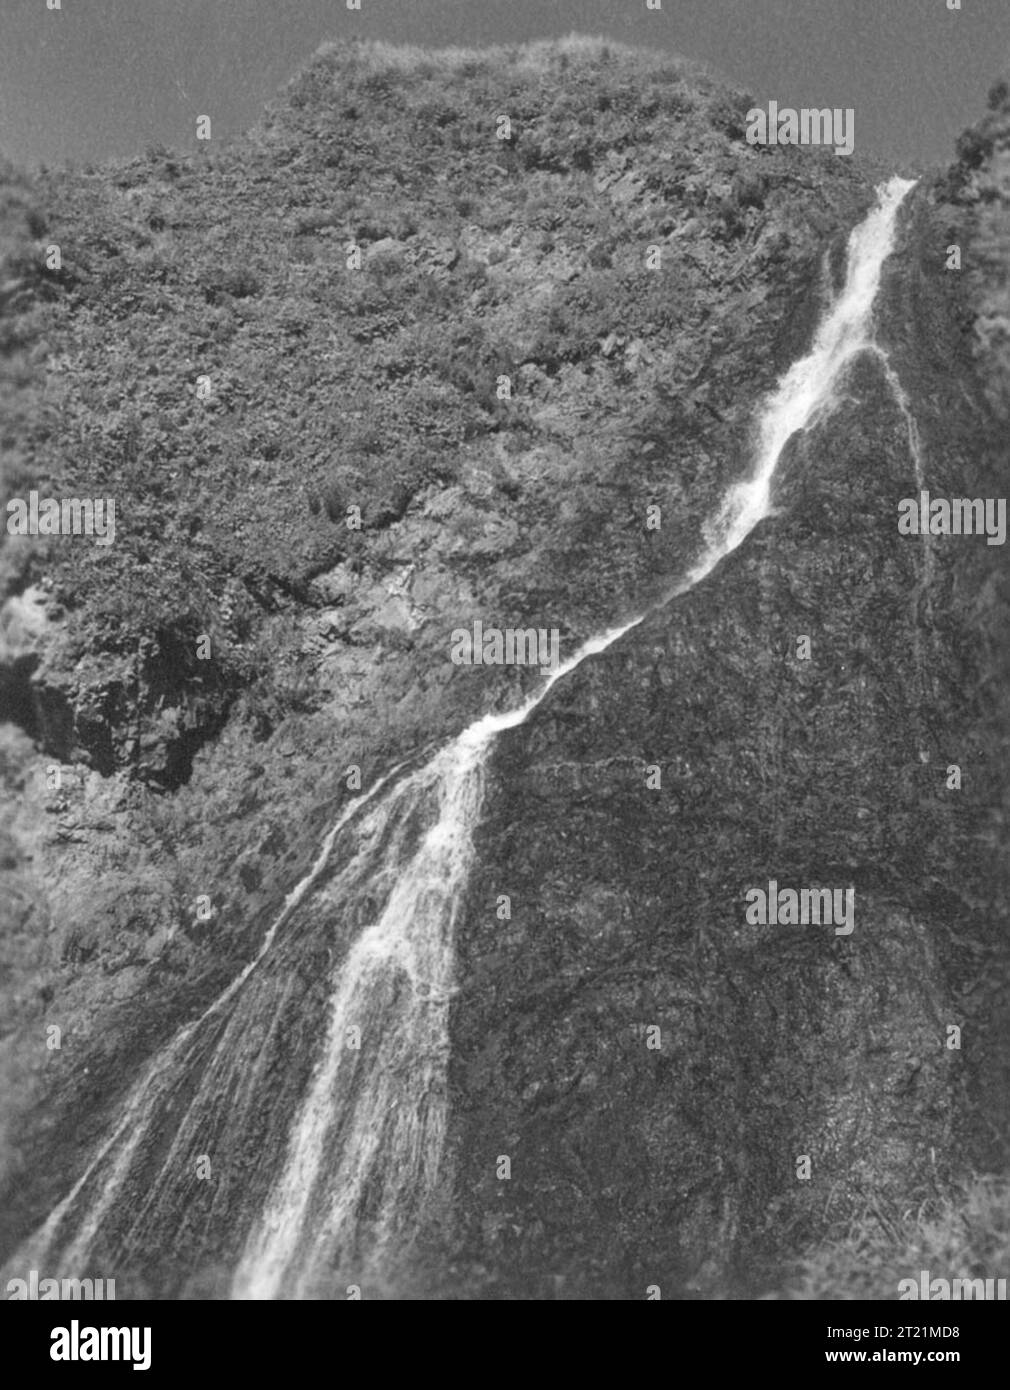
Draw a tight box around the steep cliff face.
[447,295,982,1299]
[0,40,1006,1300]
[0,37,877,1252]
[437,98,1009,1301]
[939,81,1010,425]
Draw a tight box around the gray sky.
[1,0,1006,170]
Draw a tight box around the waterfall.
[692,176,918,580]
[7,175,918,1300]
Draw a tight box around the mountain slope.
[0,39,1006,1300]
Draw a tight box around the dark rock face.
[445,230,1005,1297]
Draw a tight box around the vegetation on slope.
[2,35,874,784]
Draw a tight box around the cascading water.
[7,175,921,1300]
[231,620,642,1299]
[694,176,918,576]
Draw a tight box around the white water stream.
[8,176,919,1300]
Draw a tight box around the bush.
[956,126,994,171]
[203,265,262,303]
[733,171,766,210]
[708,91,755,140]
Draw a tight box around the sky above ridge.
[1,0,1006,171]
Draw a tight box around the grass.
[773,1174,1010,1299]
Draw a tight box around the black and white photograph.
[0,0,1007,1353]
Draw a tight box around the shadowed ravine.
[8,175,920,1299]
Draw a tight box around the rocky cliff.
[0,39,1006,1299]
